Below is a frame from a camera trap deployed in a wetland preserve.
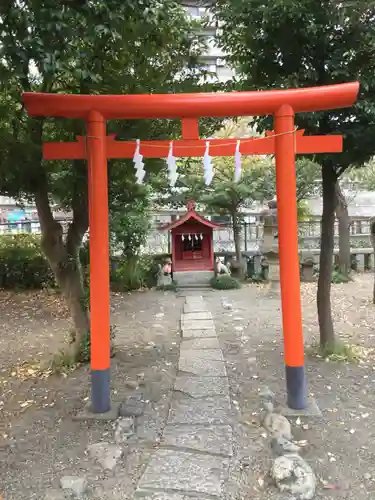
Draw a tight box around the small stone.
[259,386,275,401]
[120,394,145,417]
[125,380,139,390]
[271,454,316,500]
[114,417,134,443]
[87,442,123,470]
[270,437,301,456]
[222,303,233,310]
[364,472,372,480]
[60,476,88,498]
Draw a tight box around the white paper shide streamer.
[234,140,242,182]
[203,140,214,186]
[166,141,178,187]
[133,139,145,184]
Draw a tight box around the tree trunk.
[35,168,89,359]
[335,182,351,276]
[317,165,337,349]
[232,213,242,263]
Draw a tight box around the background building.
[182,0,235,83]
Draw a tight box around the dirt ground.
[0,275,375,499]
[0,289,184,500]
[205,273,375,500]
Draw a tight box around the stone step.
[174,270,214,286]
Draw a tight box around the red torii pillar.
[22,82,359,415]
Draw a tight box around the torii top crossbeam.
[23,82,359,119]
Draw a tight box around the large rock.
[262,406,292,440]
[60,476,88,498]
[271,454,316,500]
[87,442,123,470]
[114,417,134,443]
[270,436,301,456]
[120,394,145,417]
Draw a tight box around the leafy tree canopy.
[213,0,375,174]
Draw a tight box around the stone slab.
[137,448,229,496]
[185,295,203,304]
[179,357,227,377]
[162,424,233,457]
[182,329,217,339]
[183,303,208,313]
[182,311,212,321]
[175,375,230,398]
[180,348,224,361]
[181,337,220,350]
[276,396,322,418]
[182,320,215,331]
[72,402,120,421]
[168,395,232,425]
[135,493,212,500]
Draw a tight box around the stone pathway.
[135,295,233,499]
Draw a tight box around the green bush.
[331,269,353,284]
[110,255,153,291]
[0,234,170,293]
[0,234,55,289]
[210,274,241,290]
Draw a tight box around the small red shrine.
[162,201,221,273]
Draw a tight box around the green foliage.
[0,234,55,288]
[110,198,151,259]
[111,255,153,292]
[344,161,375,191]
[308,341,362,363]
[210,274,241,290]
[213,0,375,174]
[331,269,353,283]
[74,325,117,365]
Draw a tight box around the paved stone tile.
[135,493,212,500]
[175,375,230,398]
[182,320,215,330]
[179,357,227,377]
[182,311,212,321]
[168,395,232,425]
[183,303,208,313]
[181,337,220,350]
[182,329,217,339]
[137,449,229,496]
[179,348,224,361]
[162,424,233,457]
[185,296,204,304]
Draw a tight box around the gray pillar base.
[72,402,120,421]
[276,396,322,418]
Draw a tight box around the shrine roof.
[161,202,221,231]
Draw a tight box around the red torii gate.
[22,82,359,416]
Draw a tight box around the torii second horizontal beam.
[44,130,342,160]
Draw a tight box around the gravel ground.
[1,275,375,499]
[0,289,183,500]
[205,273,375,499]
